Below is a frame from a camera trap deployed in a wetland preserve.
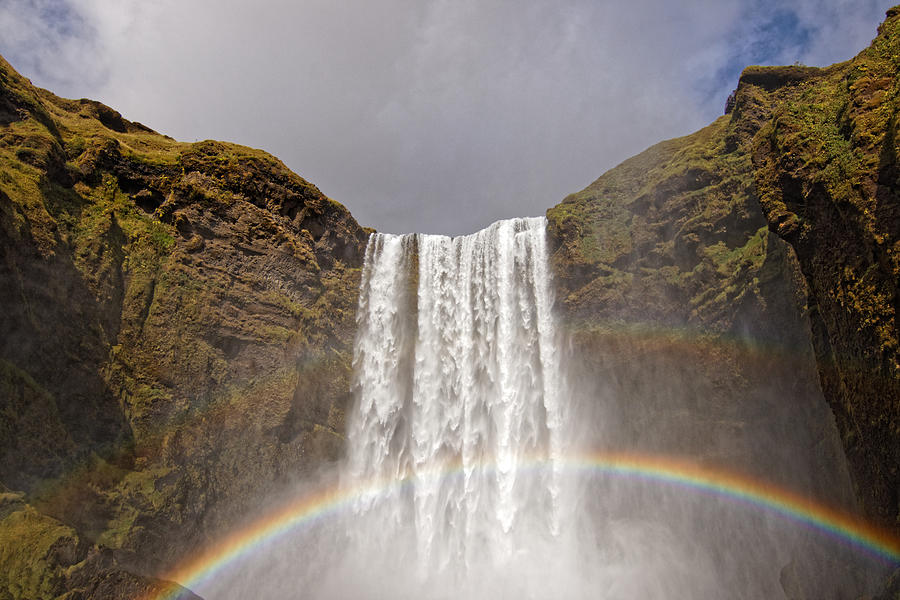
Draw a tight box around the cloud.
[0,0,107,90]
[0,0,893,234]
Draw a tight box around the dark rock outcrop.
[746,12,900,530]
[0,54,367,597]
[547,3,900,543]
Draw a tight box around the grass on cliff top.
[753,5,899,221]
[547,87,779,334]
[178,139,355,218]
[558,115,738,207]
[1,53,352,234]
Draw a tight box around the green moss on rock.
[746,7,900,530]
[548,5,900,535]
[0,49,369,596]
[0,505,79,600]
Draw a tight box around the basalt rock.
[547,3,900,547]
[0,54,367,597]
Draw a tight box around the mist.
[181,218,890,600]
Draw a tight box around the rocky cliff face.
[746,11,900,530]
[545,101,868,599]
[547,6,899,539]
[0,54,367,597]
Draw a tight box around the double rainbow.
[149,452,900,599]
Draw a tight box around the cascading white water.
[197,217,887,600]
[337,217,577,597]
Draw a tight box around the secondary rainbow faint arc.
[149,452,900,600]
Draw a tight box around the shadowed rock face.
[547,6,900,539]
[1,6,899,600]
[0,53,367,596]
[747,13,900,531]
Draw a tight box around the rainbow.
[149,452,900,600]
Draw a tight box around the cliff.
[748,11,900,530]
[546,99,872,599]
[548,7,899,537]
[0,54,367,597]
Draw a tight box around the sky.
[0,0,894,235]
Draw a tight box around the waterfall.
[197,217,885,600]
[340,217,574,596]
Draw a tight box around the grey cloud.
[0,0,107,90]
[0,0,894,234]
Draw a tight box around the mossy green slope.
[548,8,900,536]
[548,115,772,332]
[0,54,368,597]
